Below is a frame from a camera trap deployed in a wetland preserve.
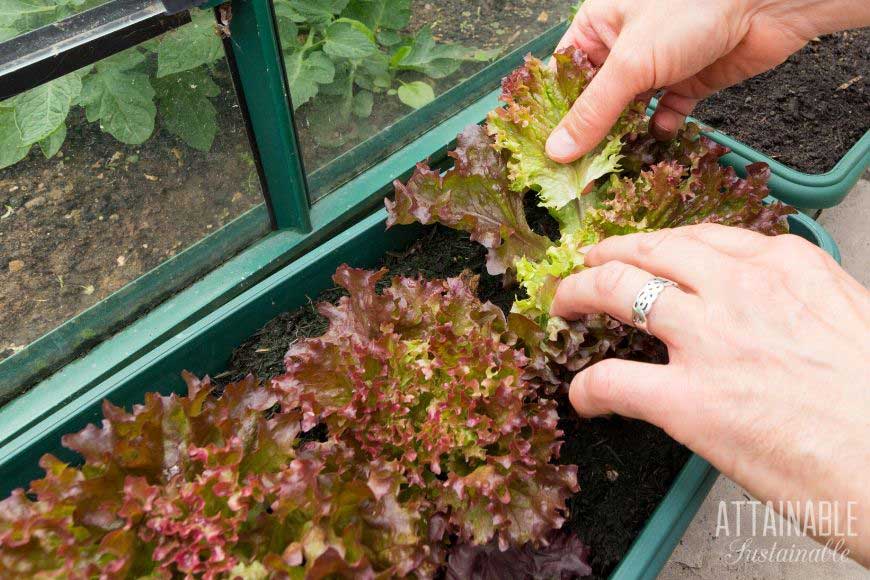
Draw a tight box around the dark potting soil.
[693,28,870,173]
[225,203,689,578]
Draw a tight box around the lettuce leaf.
[486,48,645,229]
[274,265,578,551]
[446,530,592,579]
[387,124,550,275]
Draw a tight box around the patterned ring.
[631,277,677,334]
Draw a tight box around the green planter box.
[648,99,870,209]
[0,205,840,578]
[706,128,869,210]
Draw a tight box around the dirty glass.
[275,0,572,201]
[0,10,266,360]
[0,0,111,41]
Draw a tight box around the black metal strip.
[0,0,191,100]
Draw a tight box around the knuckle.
[636,229,673,257]
[592,261,628,296]
[582,362,619,409]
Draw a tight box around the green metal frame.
[227,0,311,231]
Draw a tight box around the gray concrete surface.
[658,178,869,580]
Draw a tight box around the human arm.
[545,0,870,162]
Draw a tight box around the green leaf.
[323,18,377,59]
[12,74,81,144]
[0,0,55,22]
[351,89,373,117]
[276,17,299,49]
[284,48,335,109]
[397,81,434,109]
[391,26,490,78]
[155,9,223,78]
[376,29,401,46]
[38,122,66,158]
[275,0,348,25]
[342,0,410,32]
[96,48,145,73]
[0,108,30,169]
[81,65,156,145]
[0,26,20,41]
[154,68,219,151]
[355,51,391,90]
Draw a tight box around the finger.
[554,0,613,66]
[569,358,677,422]
[550,260,701,343]
[546,41,650,163]
[650,90,699,140]
[584,226,765,291]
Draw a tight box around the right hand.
[545,0,870,163]
[549,225,870,564]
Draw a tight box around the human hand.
[550,224,870,563]
[546,0,870,162]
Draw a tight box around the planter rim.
[648,97,870,208]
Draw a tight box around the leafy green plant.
[275,0,497,122]
[387,46,795,388]
[0,266,585,578]
[0,9,225,169]
[1,1,495,168]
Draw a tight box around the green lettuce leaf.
[486,48,645,229]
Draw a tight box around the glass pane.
[0,10,266,360]
[0,0,111,41]
[275,0,571,201]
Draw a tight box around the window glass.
[0,10,266,360]
[0,0,111,40]
[275,0,572,201]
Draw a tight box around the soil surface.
[0,67,263,359]
[693,28,870,173]
[295,0,570,176]
[225,210,687,578]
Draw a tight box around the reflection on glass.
[0,11,264,359]
[0,0,110,41]
[276,0,571,199]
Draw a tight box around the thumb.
[569,358,675,425]
[546,43,650,163]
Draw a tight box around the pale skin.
[547,0,870,565]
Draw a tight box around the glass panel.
[275,0,572,201]
[0,0,111,41]
[0,10,266,360]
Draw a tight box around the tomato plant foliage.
[0,1,494,168]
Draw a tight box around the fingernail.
[546,127,578,160]
[578,244,595,254]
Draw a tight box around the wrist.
[751,0,870,38]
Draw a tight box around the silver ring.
[632,277,677,334]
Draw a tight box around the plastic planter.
[0,204,840,578]
[647,98,870,210]
[705,127,869,210]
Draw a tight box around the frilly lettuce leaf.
[274,265,578,552]
[486,48,645,229]
[586,135,794,238]
[387,124,550,275]
[446,530,592,579]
